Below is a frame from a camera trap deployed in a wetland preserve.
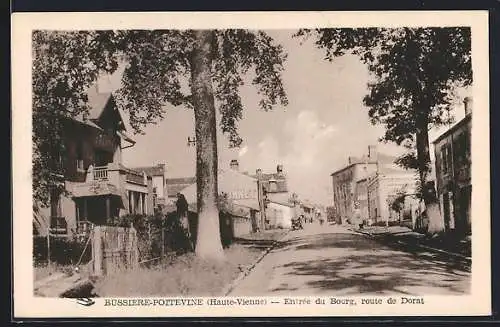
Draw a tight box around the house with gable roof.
[131,163,167,211]
[34,85,155,237]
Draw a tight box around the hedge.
[33,235,91,266]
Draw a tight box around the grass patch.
[94,243,263,297]
[34,262,92,282]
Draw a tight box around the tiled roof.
[167,184,192,197]
[378,164,416,176]
[86,88,113,120]
[377,153,398,164]
[268,199,295,208]
[70,85,135,144]
[251,172,286,181]
[166,177,197,185]
[132,165,165,177]
[166,177,196,197]
[249,172,288,193]
[432,114,471,144]
[331,152,398,176]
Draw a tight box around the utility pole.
[187,136,196,147]
[256,168,266,231]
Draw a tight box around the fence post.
[93,226,103,276]
[161,227,165,258]
[46,228,51,270]
[132,227,139,269]
[148,222,152,256]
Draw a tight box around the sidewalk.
[349,225,471,262]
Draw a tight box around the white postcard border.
[12,10,491,318]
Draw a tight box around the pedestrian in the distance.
[353,202,363,229]
[318,211,324,225]
[176,192,193,251]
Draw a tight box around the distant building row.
[330,97,472,236]
[33,82,307,239]
[331,145,420,227]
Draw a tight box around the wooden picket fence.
[92,225,139,276]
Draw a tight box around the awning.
[233,198,260,211]
[72,182,121,198]
[72,183,127,209]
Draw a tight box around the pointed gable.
[86,87,113,121]
[83,85,135,144]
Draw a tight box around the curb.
[221,230,290,296]
[350,228,471,263]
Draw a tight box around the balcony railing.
[87,164,146,186]
[77,220,95,235]
[93,166,109,181]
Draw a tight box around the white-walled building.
[131,163,166,210]
[366,163,418,226]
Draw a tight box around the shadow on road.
[233,238,276,252]
[269,232,470,295]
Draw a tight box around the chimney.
[348,156,355,165]
[277,164,283,174]
[230,159,239,171]
[157,163,166,172]
[368,145,378,161]
[464,97,473,116]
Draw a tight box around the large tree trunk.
[415,116,444,234]
[190,30,225,261]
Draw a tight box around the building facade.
[180,160,261,236]
[252,164,289,203]
[331,146,378,224]
[367,166,418,226]
[252,164,295,229]
[355,177,369,223]
[266,200,295,229]
[132,163,166,211]
[35,88,155,237]
[433,97,472,236]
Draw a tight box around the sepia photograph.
[12,11,490,318]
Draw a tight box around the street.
[229,222,470,296]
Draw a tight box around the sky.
[98,30,469,206]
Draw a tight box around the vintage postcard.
[12,11,490,318]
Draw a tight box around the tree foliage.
[297,27,471,232]
[32,31,119,205]
[32,29,288,207]
[296,27,472,154]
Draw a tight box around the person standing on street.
[353,201,363,229]
[176,192,193,251]
[317,210,324,226]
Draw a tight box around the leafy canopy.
[33,29,288,206]
[296,27,472,163]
